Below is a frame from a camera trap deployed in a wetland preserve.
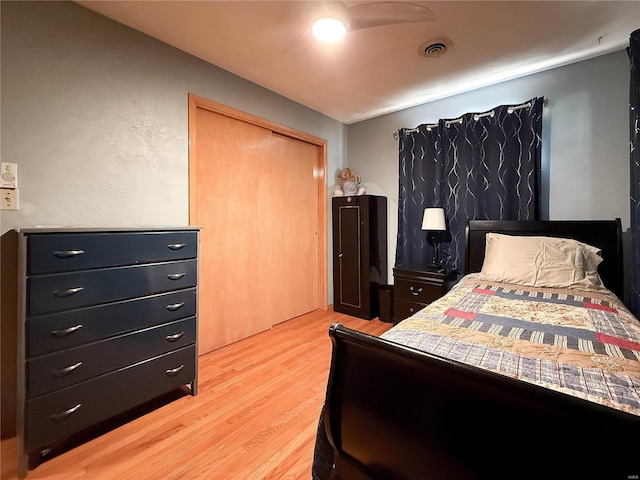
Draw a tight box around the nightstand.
[393,266,457,323]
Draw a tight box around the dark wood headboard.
[465,219,624,299]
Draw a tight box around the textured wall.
[0,1,345,233]
[1,1,346,304]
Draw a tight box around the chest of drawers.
[393,266,457,323]
[16,228,199,477]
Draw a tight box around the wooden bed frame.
[322,219,639,480]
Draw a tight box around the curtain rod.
[507,102,531,113]
[473,111,495,120]
[393,97,548,139]
[445,118,463,127]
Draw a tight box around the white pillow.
[478,233,604,290]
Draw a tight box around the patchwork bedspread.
[382,274,640,416]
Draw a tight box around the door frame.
[187,93,328,311]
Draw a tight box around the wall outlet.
[1,188,19,210]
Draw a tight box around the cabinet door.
[335,203,362,310]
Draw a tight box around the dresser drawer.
[28,259,197,315]
[27,317,196,397]
[27,288,197,357]
[394,298,428,320]
[26,344,196,451]
[394,278,442,304]
[28,231,198,274]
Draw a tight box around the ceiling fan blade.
[282,29,312,55]
[349,2,435,30]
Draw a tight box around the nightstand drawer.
[394,278,442,304]
[28,231,198,274]
[394,299,428,319]
[29,260,197,315]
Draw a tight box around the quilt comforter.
[382,274,640,417]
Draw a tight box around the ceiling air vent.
[419,39,450,58]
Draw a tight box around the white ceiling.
[76,1,639,124]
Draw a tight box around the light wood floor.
[1,310,392,480]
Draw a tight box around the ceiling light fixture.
[312,16,348,42]
[311,1,351,43]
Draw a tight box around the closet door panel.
[192,107,320,353]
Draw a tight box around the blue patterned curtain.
[629,29,640,316]
[396,97,543,272]
[395,124,442,267]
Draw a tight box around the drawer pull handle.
[53,249,85,258]
[409,287,423,296]
[165,364,185,376]
[338,253,343,258]
[53,287,84,297]
[52,324,83,337]
[51,403,82,423]
[168,243,186,250]
[52,362,83,378]
[167,273,186,280]
[166,302,185,311]
[166,332,185,342]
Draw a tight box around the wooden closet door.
[191,103,323,354]
[265,133,319,323]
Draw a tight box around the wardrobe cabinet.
[16,227,199,478]
[332,195,387,320]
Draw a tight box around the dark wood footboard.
[323,323,640,480]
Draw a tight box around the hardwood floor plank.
[1,311,392,480]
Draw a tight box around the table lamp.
[421,207,446,269]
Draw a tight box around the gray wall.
[1,1,347,303]
[347,51,630,283]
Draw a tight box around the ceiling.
[76,1,639,124]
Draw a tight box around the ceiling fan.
[284,1,435,52]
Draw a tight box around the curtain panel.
[629,29,640,316]
[396,125,443,268]
[396,97,543,273]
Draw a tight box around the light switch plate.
[1,188,19,210]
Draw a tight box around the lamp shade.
[421,208,446,231]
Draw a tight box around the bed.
[313,219,640,480]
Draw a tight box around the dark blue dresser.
[16,227,199,477]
